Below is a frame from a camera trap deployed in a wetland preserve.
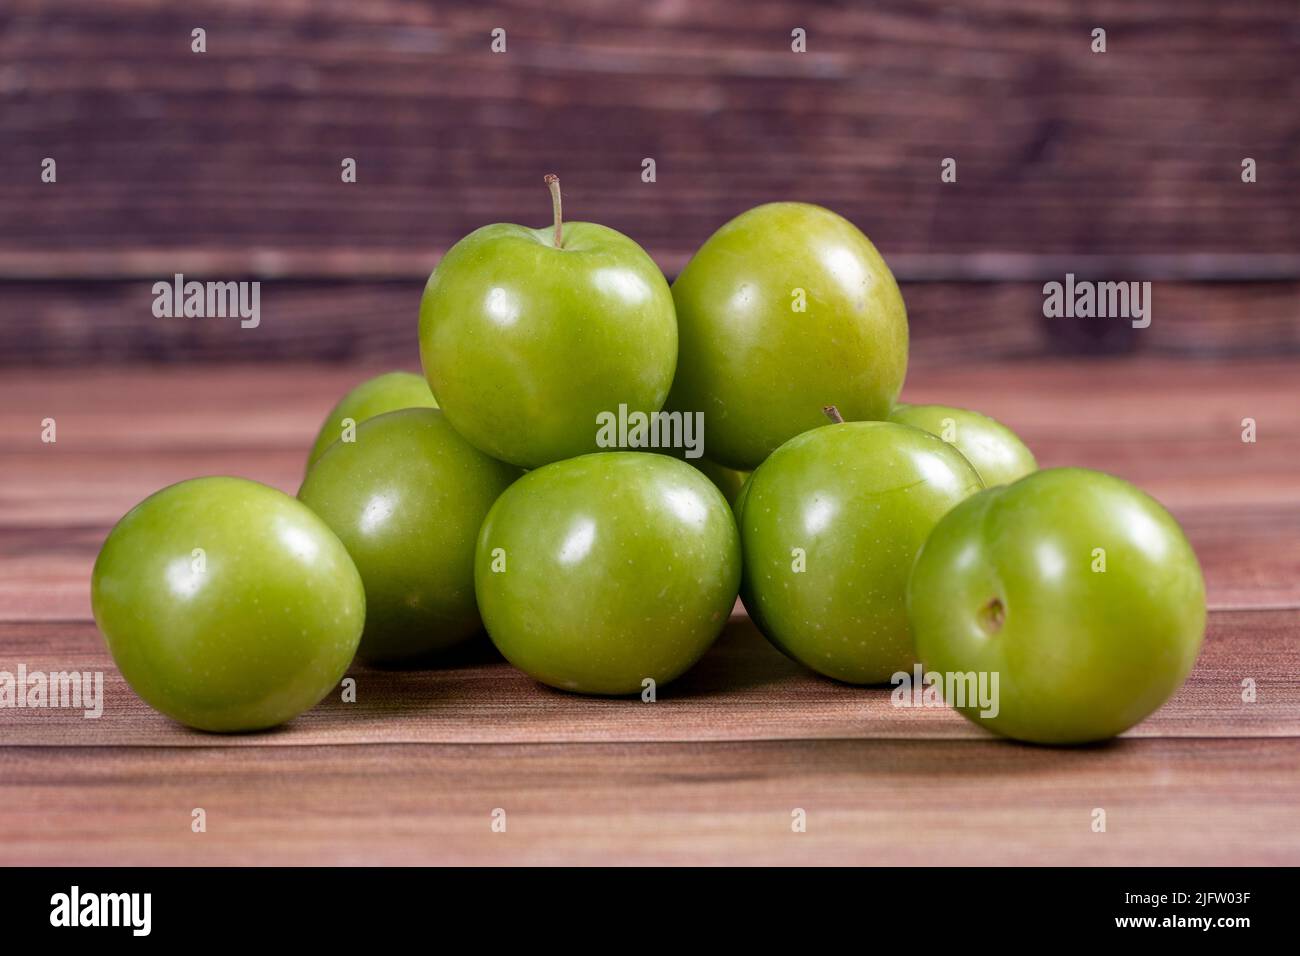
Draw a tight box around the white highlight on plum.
[916,448,968,493]
[1121,501,1169,560]
[165,557,206,599]
[557,517,597,565]
[820,244,869,292]
[802,496,837,536]
[359,494,395,537]
[278,523,322,563]
[483,286,522,328]
[1034,539,1068,582]
[591,267,651,306]
[663,487,708,527]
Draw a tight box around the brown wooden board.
[3,0,1297,267]
[3,738,1299,866]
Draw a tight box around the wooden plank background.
[1,0,1298,364]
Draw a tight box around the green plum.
[740,418,982,683]
[658,446,750,508]
[419,176,677,469]
[307,370,437,468]
[299,408,520,663]
[907,467,1206,744]
[667,202,909,470]
[889,402,1036,486]
[91,477,365,732]
[475,452,740,695]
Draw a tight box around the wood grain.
[3,0,1297,266]
[1,359,1298,864]
[3,738,1298,866]
[2,1,1299,364]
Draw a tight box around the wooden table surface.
[2,358,1298,865]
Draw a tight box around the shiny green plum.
[889,402,1036,487]
[91,477,365,732]
[667,202,909,469]
[475,452,740,695]
[740,419,982,683]
[307,371,436,468]
[907,468,1206,744]
[299,408,520,663]
[419,177,677,469]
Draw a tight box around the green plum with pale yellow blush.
[889,402,1036,487]
[91,477,365,732]
[907,468,1206,744]
[667,202,909,470]
[740,418,982,683]
[299,408,520,663]
[307,371,436,468]
[475,452,740,695]
[419,177,677,469]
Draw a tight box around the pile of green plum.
[92,180,1206,743]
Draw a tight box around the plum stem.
[822,405,845,424]
[544,174,563,248]
[979,597,1005,635]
